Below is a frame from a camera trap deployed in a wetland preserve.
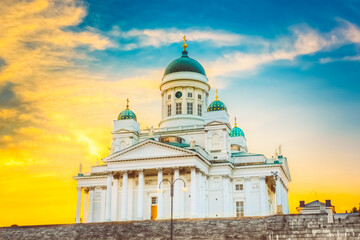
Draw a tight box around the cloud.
[0,82,21,108]
[110,26,251,50]
[204,21,360,84]
[320,55,360,64]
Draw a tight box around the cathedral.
[74,38,291,223]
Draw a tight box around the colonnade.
[75,171,289,223]
[75,166,207,223]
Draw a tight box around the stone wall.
[1,214,360,240]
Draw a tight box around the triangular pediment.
[205,120,224,126]
[113,129,135,134]
[104,139,196,162]
[205,120,231,129]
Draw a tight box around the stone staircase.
[1,214,360,240]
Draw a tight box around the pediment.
[205,120,230,126]
[113,129,135,134]
[205,120,231,129]
[105,140,195,162]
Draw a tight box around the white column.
[200,173,206,217]
[157,168,163,219]
[259,176,269,216]
[285,187,289,214]
[171,89,175,115]
[111,174,119,221]
[194,88,198,116]
[88,187,94,223]
[174,167,180,218]
[190,167,197,218]
[105,173,113,221]
[244,177,252,216]
[121,171,128,221]
[222,175,230,217]
[275,177,282,214]
[100,187,106,221]
[205,175,209,217]
[182,87,187,114]
[137,169,144,220]
[75,187,82,223]
[282,183,289,214]
[83,189,89,223]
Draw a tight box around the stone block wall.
[1,214,360,240]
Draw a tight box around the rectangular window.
[176,103,182,114]
[235,184,244,191]
[187,102,193,114]
[151,197,157,205]
[168,94,171,100]
[236,201,244,217]
[197,104,202,116]
[198,94,202,100]
[167,104,171,116]
[188,92,192,98]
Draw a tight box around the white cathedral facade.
[74,39,291,223]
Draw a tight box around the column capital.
[157,167,163,172]
[76,186,82,191]
[122,170,128,175]
[113,173,120,179]
[172,166,180,170]
[259,176,266,181]
[221,174,230,179]
[89,186,96,190]
[244,177,251,182]
[84,187,90,193]
[138,169,144,173]
[190,166,197,171]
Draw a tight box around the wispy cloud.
[109,26,257,50]
[203,20,360,86]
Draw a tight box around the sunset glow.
[1,0,360,226]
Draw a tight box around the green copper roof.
[207,100,227,112]
[230,126,245,137]
[164,51,206,76]
[118,109,137,121]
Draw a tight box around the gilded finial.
[126,98,129,110]
[234,117,237,127]
[183,36,187,51]
[215,89,219,101]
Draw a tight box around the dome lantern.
[163,37,206,77]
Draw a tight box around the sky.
[0,0,360,226]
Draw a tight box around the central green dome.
[164,51,206,76]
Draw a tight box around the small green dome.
[118,99,137,121]
[230,126,245,137]
[207,100,227,112]
[164,51,206,76]
[118,109,137,121]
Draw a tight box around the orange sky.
[1,0,360,227]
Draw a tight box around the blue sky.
[1,0,360,225]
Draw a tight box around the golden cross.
[215,89,219,101]
[234,117,237,127]
[126,98,129,110]
[183,35,187,51]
